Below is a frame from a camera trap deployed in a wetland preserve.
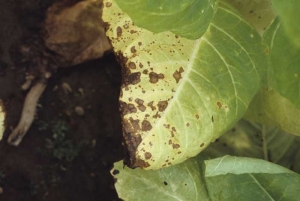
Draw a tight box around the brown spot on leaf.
[195,114,199,119]
[105,2,112,7]
[142,120,152,131]
[116,26,122,37]
[172,127,176,132]
[173,144,180,149]
[157,101,168,112]
[112,169,119,175]
[200,143,204,147]
[144,152,152,160]
[173,67,184,83]
[217,102,222,109]
[135,98,146,112]
[123,72,141,85]
[142,69,148,74]
[138,42,142,46]
[212,116,214,123]
[147,101,156,111]
[131,46,136,53]
[122,131,143,168]
[169,140,172,145]
[153,112,161,119]
[186,123,190,127]
[120,102,137,115]
[265,48,269,54]
[130,30,137,34]
[129,117,140,131]
[128,62,136,69]
[149,72,164,84]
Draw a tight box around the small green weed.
[46,120,86,162]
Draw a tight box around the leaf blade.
[103,0,267,169]
[113,0,219,39]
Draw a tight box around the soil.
[0,0,123,200]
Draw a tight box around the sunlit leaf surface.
[113,0,219,39]
[103,0,267,169]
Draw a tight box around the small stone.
[78,88,84,96]
[74,106,84,116]
[61,82,72,94]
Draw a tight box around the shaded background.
[0,0,123,200]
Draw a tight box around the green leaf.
[264,17,300,108]
[204,156,300,201]
[111,156,300,200]
[244,88,300,136]
[272,0,300,47]
[205,155,295,176]
[103,0,267,169]
[111,158,209,201]
[111,0,219,39]
[203,119,300,173]
[225,0,276,34]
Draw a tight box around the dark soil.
[0,0,123,200]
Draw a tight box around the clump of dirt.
[0,0,123,200]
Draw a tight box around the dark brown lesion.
[173,67,184,83]
[120,101,137,115]
[135,98,146,112]
[123,72,141,85]
[142,120,152,131]
[149,72,164,84]
[157,100,168,112]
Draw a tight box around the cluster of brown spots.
[135,98,146,112]
[153,112,161,119]
[144,152,152,160]
[128,62,136,69]
[147,101,156,111]
[123,72,141,85]
[129,117,141,131]
[130,46,136,53]
[142,120,152,131]
[217,102,222,109]
[173,67,184,83]
[123,24,129,29]
[120,102,137,115]
[200,143,205,147]
[122,131,142,168]
[133,158,150,168]
[149,72,164,84]
[195,114,199,119]
[130,30,137,34]
[172,144,180,149]
[157,101,168,112]
[163,124,170,129]
[116,26,122,37]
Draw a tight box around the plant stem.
[262,126,269,161]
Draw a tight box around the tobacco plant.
[103,0,300,200]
